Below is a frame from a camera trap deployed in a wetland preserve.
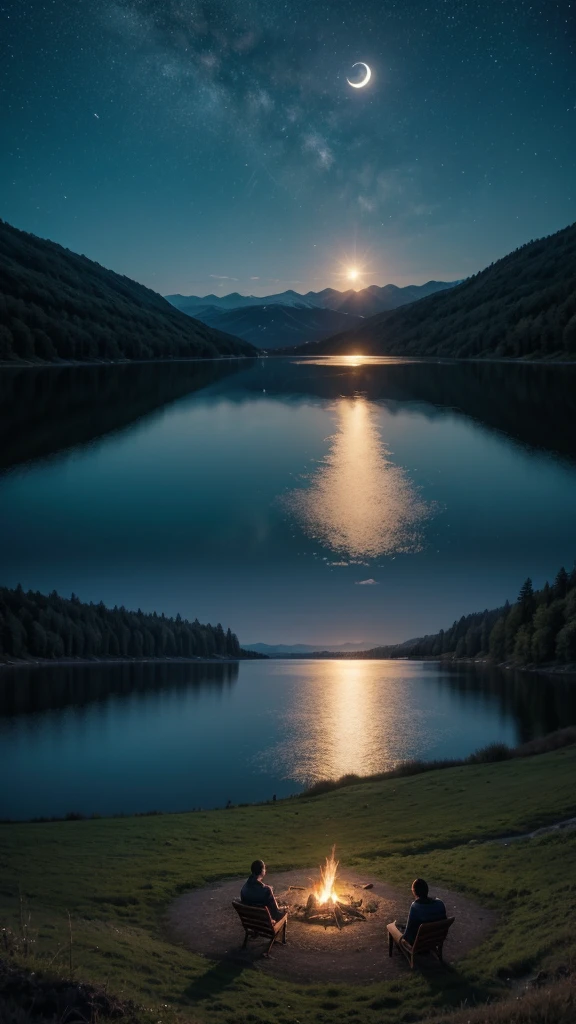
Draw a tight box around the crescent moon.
[347,62,371,89]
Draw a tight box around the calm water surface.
[1,658,575,820]
[2,356,576,818]
[1,357,576,644]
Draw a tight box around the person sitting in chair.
[391,878,446,946]
[240,859,287,921]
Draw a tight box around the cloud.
[105,0,344,180]
[355,578,379,585]
[358,195,376,212]
[209,274,238,280]
[302,132,334,170]
[250,276,260,280]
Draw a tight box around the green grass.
[2,746,576,1024]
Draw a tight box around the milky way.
[1,0,574,294]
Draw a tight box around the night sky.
[2,1,575,296]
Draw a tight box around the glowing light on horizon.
[332,249,374,289]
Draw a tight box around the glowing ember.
[315,845,339,905]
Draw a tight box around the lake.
[1,355,576,818]
[1,657,575,820]
[1,357,576,646]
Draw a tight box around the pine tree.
[0,585,248,664]
[517,578,535,624]
[489,617,507,661]
[553,566,569,600]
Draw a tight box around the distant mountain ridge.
[243,638,423,657]
[243,641,379,655]
[167,280,455,315]
[166,280,456,349]
[0,220,257,363]
[288,223,576,360]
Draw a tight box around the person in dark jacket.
[389,878,447,945]
[240,859,287,921]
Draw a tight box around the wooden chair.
[232,901,288,956]
[387,917,455,969]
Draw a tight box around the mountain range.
[288,222,576,360]
[3,217,574,364]
[243,638,423,657]
[165,281,456,349]
[242,641,379,655]
[0,220,257,363]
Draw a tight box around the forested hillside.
[293,222,576,359]
[352,565,576,666]
[0,220,256,362]
[0,585,254,662]
[181,302,365,349]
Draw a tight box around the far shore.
[256,651,576,676]
[443,654,576,676]
[1,353,576,370]
[0,354,257,370]
[0,654,264,671]
[2,652,574,677]
[401,654,576,677]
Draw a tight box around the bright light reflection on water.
[254,660,475,783]
[284,398,433,558]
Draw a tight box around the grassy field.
[1,746,576,1024]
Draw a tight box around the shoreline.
[247,652,576,677]
[2,353,576,370]
[2,724,575,825]
[0,354,257,370]
[404,654,576,677]
[1,653,574,675]
[0,654,263,671]
[270,352,576,365]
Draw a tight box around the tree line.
[0,219,256,363]
[300,221,576,360]
[356,564,576,666]
[0,585,257,662]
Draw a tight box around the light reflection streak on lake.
[2,657,574,819]
[254,660,481,785]
[284,397,433,559]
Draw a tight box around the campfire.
[286,847,376,929]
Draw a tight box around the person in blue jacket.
[394,878,447,945]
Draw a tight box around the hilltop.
[289,222,576,359]
[0,220,257,363]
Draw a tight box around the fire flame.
[315,845,339,905]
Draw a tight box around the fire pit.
[281,847,379,929]
[168,867,496,984]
